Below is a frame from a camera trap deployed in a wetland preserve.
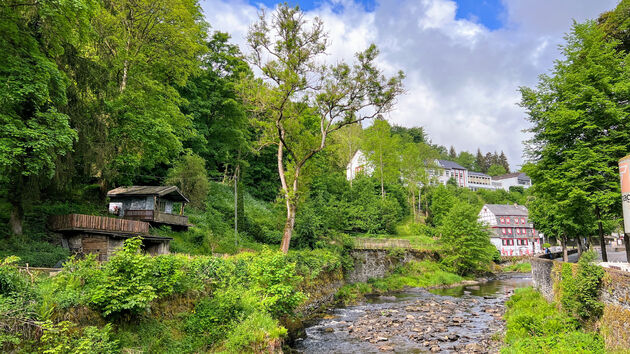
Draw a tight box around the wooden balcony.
[49,214,149,235]
[123,209,188,228]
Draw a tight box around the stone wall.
[345,249,436,283]
[530,257,630,351]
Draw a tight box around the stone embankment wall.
[298,249,436,315]
[531,257,630,350]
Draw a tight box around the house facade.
[346,150,374,181]
[492,172,532,191]
[107,186,190,230]
[467,171,493,191]
[432,160,468,187]
[478,204,542,256]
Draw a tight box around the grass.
[501,287,604,353]
[352,216,442,251]
[336,260,464,304]
[502,262,531,273]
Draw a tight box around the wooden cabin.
[107,186,189,230]
[49,214,172,261]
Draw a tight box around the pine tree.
[449,145,457,159]
[475,148,484,172]
[499,151,510,173]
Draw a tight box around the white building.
[478,204,542,256]
[492,172,532,191]
[346,150,374,181]
[468,171,494,191]
[430,160,468,187]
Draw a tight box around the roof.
[107,186,189,203]
[468,171,490,177]
[436,159,466,170]
[492,172,530,181]
[482,204,529,216]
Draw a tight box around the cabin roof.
[482,203,529,216]
[107,186,189,203]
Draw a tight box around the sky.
[199,0,619,170]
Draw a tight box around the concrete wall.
[531,257,630,351]
[346,249,435,283]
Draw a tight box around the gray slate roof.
[107,186,189,203]
[468,171,490,177]
[436,159,466,170]
[483,203,528,216]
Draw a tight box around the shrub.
[247,250,306,318]
[223,311,287,353]
[0,256,28,297]
[502,287,604,353]
[185,290,245,345]
[39,321,119,354]
[558,251,604,321]
[90,238,157,317]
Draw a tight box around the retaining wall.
[531,257,630,351]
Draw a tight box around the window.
[521,218,526,224]
[522,228,526,235]
[515,218,519,225]
[502,228,506,235]
[516,228,520,234]
[502,239,507,246]
[508,228,512,235]
[506,217,511,224]
[500,217,505,223]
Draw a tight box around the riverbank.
[293,274,532,353]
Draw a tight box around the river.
[292,274,531,353]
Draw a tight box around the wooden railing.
[353,238,411,250]
[49,214,149,234]
[124,209,188,226]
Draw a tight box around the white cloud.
[200,0,619,170]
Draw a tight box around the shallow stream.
[292,274,531,353]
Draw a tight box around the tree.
[362,120,402,198]
[448,146,457,159]
[179,32,252,177]
[400,142,432,220]
[242,5,404,253]
[438,203,496,275]
[430,185,455,226]
[499,151,510,173]
[391,125,426,143]
[475,148,485,172]
[0,0,97,234]
[456,151,476,170]
[521,21,630,262]
[487,164,507,177]
[92,0,207,185]
[165,154,210,209]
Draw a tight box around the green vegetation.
[502,288,604,353]
[556,251,605,322]
[502,262,531,273]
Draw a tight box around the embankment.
[531,257,630,351]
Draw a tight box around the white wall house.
[478,204,543,256]
[346,150,374,181]
[430,159,468,187]
[492,172,532,191]
[468,171,494,191]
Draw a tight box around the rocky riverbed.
[292,275,531,353]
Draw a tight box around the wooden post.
[180,203,185,215]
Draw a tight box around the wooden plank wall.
[49,214,149,234]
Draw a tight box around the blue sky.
[248,0,505,30]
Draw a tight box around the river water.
[292,275,531,353]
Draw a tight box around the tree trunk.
[280,202,297,253]
[561,236,568,262]
[411,189,416,221]
[576,236,583,258]
[9,203,23,235]
[596,206,608,262]
[624,233,630,263]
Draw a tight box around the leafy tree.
[391,125,426,144]
[166,154,210,209]
[487,164,507,176]
[242,5,404,253]
[521,21,630,261]
[430,185,455,226]
[400,143,433,220]
[179,32,252,177]
[456,151,476,170]
[0,0,97,234]
[362,120,402,198]
[438,203,496,275]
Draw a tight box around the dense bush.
[557,251,604,321]
[39,321,120,354]
[502,287,604,353]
